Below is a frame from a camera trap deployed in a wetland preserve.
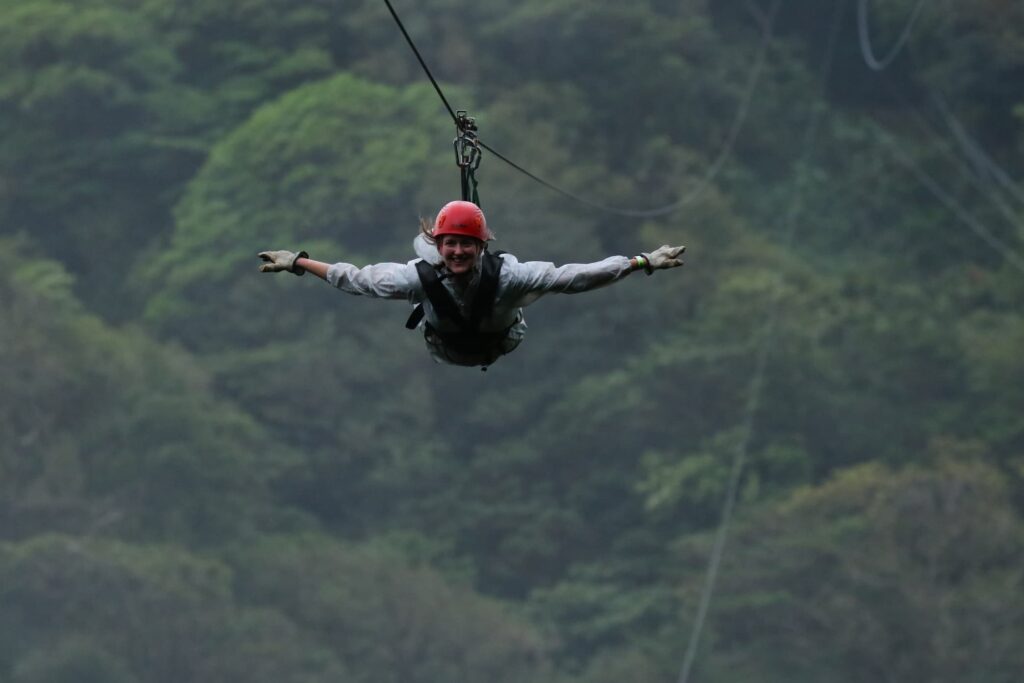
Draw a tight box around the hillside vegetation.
[2,0,1022,681]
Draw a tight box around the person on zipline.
[258,200,686,368]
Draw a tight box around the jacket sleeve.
[502,255,634,307]
[325,261,421,301]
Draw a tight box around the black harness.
[405,251,510,360]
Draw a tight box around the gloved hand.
[258,250,309,275]
[640,245,686,274]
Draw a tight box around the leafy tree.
[0,240,299,545]
[141,72,450,350]
[958,310,1024,453]
[1,1,1022,681]
[528,562,678,672]
[12,638,136,683]
[0,535,346,683]
[0,0,201,315]
[671,458,1024,683]
[228,533,553,683]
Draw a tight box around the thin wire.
[381,0,777,218]
[879,83,1024,232]
[872,123,1024,275]
[676,3,846,682]
[930,93,1024,209]
[856,0,928,71]
[479,0,777,218]
[979,149,1024,209]
[381,0,459,124]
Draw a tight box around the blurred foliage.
[669,458,1024,683]
[0,241,299,546]
[1,0,1022,680]
[227,533,552,683]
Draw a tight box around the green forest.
[2,0,1023,680]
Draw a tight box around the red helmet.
[432,201,493,241]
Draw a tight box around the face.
[437,235,483,276]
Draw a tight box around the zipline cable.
[878,82,1024,232]
[676,3,846,682]
[856,0,928,71]
[478,0,777,218]
[380,0,776,217]
[871,122,1024,275]
[931,93,1024,209]
[381,0,459,125]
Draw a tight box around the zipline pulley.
[454,110,482,205]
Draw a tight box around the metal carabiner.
[453,136,478,168]
[453,110,481,170]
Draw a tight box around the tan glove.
[639,245,686,274]
[258,250,308,275]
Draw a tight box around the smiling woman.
[258,201,685,369]
[424,201,493,277]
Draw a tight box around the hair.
[419,216,436,245]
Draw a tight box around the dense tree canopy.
[1,0,1022,681]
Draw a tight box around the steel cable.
[381,0,777,217]
[680,40,1024,683]
[856,0,928,71]
[676,2,846,681]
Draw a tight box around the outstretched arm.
[513,244,685,292]
[257,249,417,299]
[505,244,685,307]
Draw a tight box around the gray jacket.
[325,236,634,365]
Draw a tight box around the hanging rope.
[871,121,1024,275]
[474,0,779,218]
[879,83,1024,232]
[856,0,928,71]
[381,0,459,124]
[477,0,775,220]
[931,92,1024,209]
[381,0,485,203]
[380,0,775,217]
[676,1,843,681]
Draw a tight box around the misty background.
[1,0,1023,681]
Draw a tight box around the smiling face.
[437,235,483,276]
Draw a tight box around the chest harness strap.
[404,251,505,343]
